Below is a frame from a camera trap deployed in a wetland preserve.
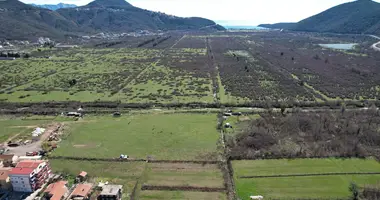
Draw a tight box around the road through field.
[369,35,380,51]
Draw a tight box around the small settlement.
[0,158,122,200]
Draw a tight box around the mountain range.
[259,0,380,35]
[30,3,77,10]
[0,0,224,40]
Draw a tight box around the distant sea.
[223,26,268,30]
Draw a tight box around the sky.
[19,0,380,26]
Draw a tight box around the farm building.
[98,185,123,200]
[44,181,68,200]
[69,183,93,200]
[0,168,11,190]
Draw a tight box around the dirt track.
[6,123,61,156]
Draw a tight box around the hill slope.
[0,0,224,40]
[57,0,224,32]
[30,3,77,10]
[293,0,380,34]
[259,0,380,35]
[0,0,79,40]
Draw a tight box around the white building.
[9,160,51,192]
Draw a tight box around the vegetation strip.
[141,185,226,192]
[239,172,380,179]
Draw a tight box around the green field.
[53,113,219,160]
[233,159,380,199]
[139,191,227,200]
[49,160,226,200]
[144,163,224,187]
[0,47,215,103]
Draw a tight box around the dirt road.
[6,123,62,156]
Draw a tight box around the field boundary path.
[217,114,237,200]
[206,37,221,104]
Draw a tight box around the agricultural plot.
[0,48,160,102]
[52,113,219,160]
[172,36,207,49]
[113,48,214,103]
[233,159,380,199]
[209,37,314,103]
[245,32,380,100]
[143,163,224,188]
[229,110,380,160]
[139,191,227,200]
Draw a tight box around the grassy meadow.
[52,113,219,160]
[233,158,380,199]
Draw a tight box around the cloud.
[20,0,380,25]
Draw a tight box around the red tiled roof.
[16,160,45,169]
[71,184,92,197]
[9,167,34,175]
[45,181,68,200]
[78,171,87,177]
[0,168,11,180]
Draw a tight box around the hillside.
[259,0,380,35]
[0,0,79,40]
[57,0,224,32]
[30,3,77,10]
[258,23,296,29]
[0,0,224,40]
[293,0,380,35]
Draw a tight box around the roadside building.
[9,160,51,192]
[0,168,12,190]
[76,171,87,183]
[69,183,93,200]
[0,154,17,167]
[44,181,68,200]
[98,185,123,200]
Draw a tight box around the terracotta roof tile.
[16,160,45,169]
[0,168,11,180]
[9,167,34,175]
[78,171,87,177]
[45,181,68,200]
[71,183,92,198]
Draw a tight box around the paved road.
[368,35,380,51]
[372,41,380,51]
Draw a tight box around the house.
[97,185,123,200]
[69,183,93,200]
[76,171,87,183]
[0,168,12,190]
[44,181,68,200]
[9,160,51,192]
[0,154,16,167]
